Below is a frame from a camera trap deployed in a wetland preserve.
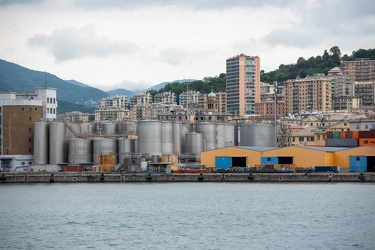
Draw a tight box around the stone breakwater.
[0,172,374,183]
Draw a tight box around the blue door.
[215,157,232,169]
[349,156,367,172]
[261,156,278,165]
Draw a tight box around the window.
[29,138,32,142]
[365,125,368,129]
[34,108,38,111]
[20,107,25,111]
[29,117,31,121]
[299,137,304,142]
[29,128,32,132]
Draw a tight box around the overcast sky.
[1,0,374,91]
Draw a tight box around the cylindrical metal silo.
[93,138,117,165]
[224,124,235,146]
[252,124,275,147]
[137,121,162,156]
[161,121,174,154]
[180,123,188,153]
[49,122,67,164]
[126,122,137,136]
[80,123,93,136]
[185,132,203,162]
[102,123,117,136]
[216,124,226,148]
[239,124,252,146]
[68,138,92,165]
[118,137,136,164]
[197,123,216,151]
[34,122,49,164]
[173,122,181,154]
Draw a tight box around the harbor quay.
[0,172,374,183]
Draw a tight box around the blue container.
[349,156,367,172]
[215,157,232,170]
[261,156,278,165]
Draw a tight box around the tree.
[322,50,330,61]
[329,46,341,64]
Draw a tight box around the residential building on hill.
[154,91,177,105]
[341,58,375,82]
[226,54,260,116]
[99,95,128,110]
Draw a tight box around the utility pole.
[274,81,278,147]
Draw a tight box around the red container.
[352,131,359,138]
[345,131,352,138]
[62,165,84,172]
[340,131,346,138]
[358,131,375,138]
[264,164,274,171]
[327,132,333,139]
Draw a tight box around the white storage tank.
[161,121,174,154]
[185,132,203,162]
[137,121,162,156]
[197,123,216,151]
[216,124,226,148]
[93,138,117,165]
[49,122,67,164]
[34,122,49,164]
[68,138,92,165]
[224,124,236,146]
[173,122,181,154]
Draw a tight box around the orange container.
[359,138,375,146]
[352,131,359,138]
[340,131,346,138]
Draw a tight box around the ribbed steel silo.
[102,123,117,136]
[34,122,49,164]
[80,123,93,136]
[239,124,252,146]
[67,123,81,139]
[161,121,174,154]
[197,123,216,151]
[173,122,181,154]
[49,122,67,164]
[224,124,235,146]
[185,132,203,162]
[252,124,275,147]
[93,138,117,165]
[180,123,188,153]
[68,138,92,165]
[137,121,162,156]
[216,124,226,148]
[118,137,136,163]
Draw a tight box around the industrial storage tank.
[34,122,49,164]
[185,132,203,162]
[49,122,67,164]
[161,121,174,154]
[173,122,181,154]
[80,123,93,136]
[224,124,236,146]
[239,124,252,146]
[197,123,216,151]
[180,123,189,153]
[65,123,80,139]
[102,123,117,136]
[252,124,275,147]
[137,121,162,156]
[216,124,226,148]
[118,122,137,136]
[93,138,117,165]
[118,137,136,163]
[68,138,92,165]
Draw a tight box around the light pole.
[274,81,278,147]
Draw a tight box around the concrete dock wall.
[0,172,374,183]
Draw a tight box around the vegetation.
[148,73,226,102]
[260,47,375,85]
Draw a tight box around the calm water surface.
[0,183,374,250]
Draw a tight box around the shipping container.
[333,131,340,139]
[349,156,367,172]
[314,166,340,173]
[215,157,232,170]
[273,164,282,171]
[340,131,346,139]
[325,138,358,147]
[264,164,274,171]
[345,131,352,138]
[352,131,359,138]
[359,138,375,146]
[327,131,333,139]
[62,165,84,172]
[282,164,296,171]
[358,131,375,138]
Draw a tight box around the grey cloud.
[0,0,44,6]
[160,47,190,65]
[28,25,139,62]
[73,0,301,10]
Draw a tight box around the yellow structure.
[99,153,116,172]
[201,145,375,171]
[201,146,275,169]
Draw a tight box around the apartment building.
[99,95,128,110]
[341,58,375,82]
[354,81,375,106]
[129,92,152,109]
[285,74,332,114]
[154,91,177,105]
[226,54,260,116]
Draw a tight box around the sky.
[0,0,374,91]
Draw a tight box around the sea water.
[0,183,374,249]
